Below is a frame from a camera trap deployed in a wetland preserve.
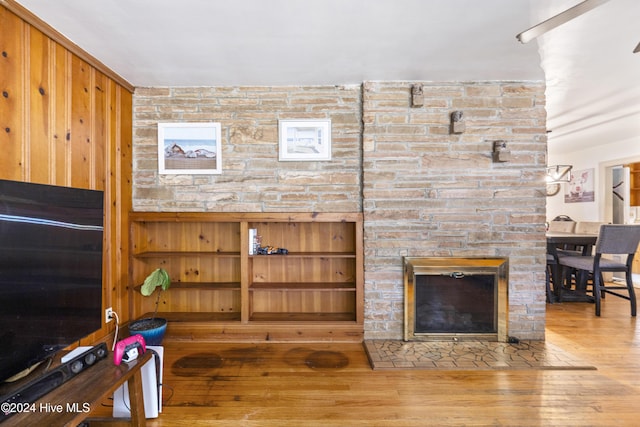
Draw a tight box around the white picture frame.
[278,119,331,161]
[157,122,222,174]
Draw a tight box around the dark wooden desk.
[3,351,150,427]
[546,232,598,302]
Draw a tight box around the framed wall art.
[564,168,595,203]
[278,119,331,161]
[157,122,222,174]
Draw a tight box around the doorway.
[601,157,640,224]
[602,157,640,285]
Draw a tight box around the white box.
[112,345,163,419]
[249,228,257,255]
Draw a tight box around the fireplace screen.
[404,257,508,342]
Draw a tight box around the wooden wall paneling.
[28,25,51,183]
[250,257,356,283]
[0,6,24,180]
[70,55,92,188]
[249,290,356,314]
[1,4,134,346]
[101,79,114,337]
[139,288,241,315]
[93,70,107,190]
[103,80,117,326]
[130,256,241,286]
[104,84,133,326]
[52,42,71,186]
[117,87,133,324]
[80,81,133,342]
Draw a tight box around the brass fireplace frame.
[404,257,509,342]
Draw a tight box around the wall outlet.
[105,307,114,323]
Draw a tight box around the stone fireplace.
[404,257,509,342]
[133,80,547,341]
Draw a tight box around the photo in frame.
[157,122,222,174]
[278,119,331,161]
[564,168,595,203]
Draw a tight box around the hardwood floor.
[100,296,640,426]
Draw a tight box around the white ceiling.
[13,0,640,154]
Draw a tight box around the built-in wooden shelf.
[630,163,640,207]
[129,212,364,342]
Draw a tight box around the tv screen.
[0,180,104,383]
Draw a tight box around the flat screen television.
[0,179,104,383]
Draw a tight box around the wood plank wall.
[0,3,133,345]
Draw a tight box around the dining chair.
[557,222,607,289]
[548,220,576,233]
[546,254,556,303]
[575,221,606,235]
[558,224,640,316]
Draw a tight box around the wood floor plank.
[88,294,640,426]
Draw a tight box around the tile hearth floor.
[363,338,596,370]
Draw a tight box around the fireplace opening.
[404,257,508,342]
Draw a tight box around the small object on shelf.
[113,334,146,365]
[249,228,258,255]
[256,246,288,255]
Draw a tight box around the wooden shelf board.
[250,282,356,291]
[250,252,355,259]
[138,311,357,323]
[133,251,241,258]
[171,281,241,290]
[139,311,241,322]
[130,211,363,223]
[133,282,241,291]
[250,312,356,322]
[163,321,363,343]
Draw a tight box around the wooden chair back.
[548,221,576,233]
[595,225,640,256]
[575,221,606,234]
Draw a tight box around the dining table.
[546,231,598,302]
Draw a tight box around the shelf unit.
[626,163,640,275]
[129,212,363,342]
[630,162,640,207]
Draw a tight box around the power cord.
[110,310,120,352]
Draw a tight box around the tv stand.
[3,351,151,426]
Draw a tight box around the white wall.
[547,136,640,223]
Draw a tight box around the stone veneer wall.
[133,86,362,212]
[362,81,547,340]
[132,81,548,341]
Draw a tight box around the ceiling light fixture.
[516,0,610,44]
[546,165,573,183]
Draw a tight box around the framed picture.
[564,168,595,203]
[157,122,222,174]
[278,119,331,161]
